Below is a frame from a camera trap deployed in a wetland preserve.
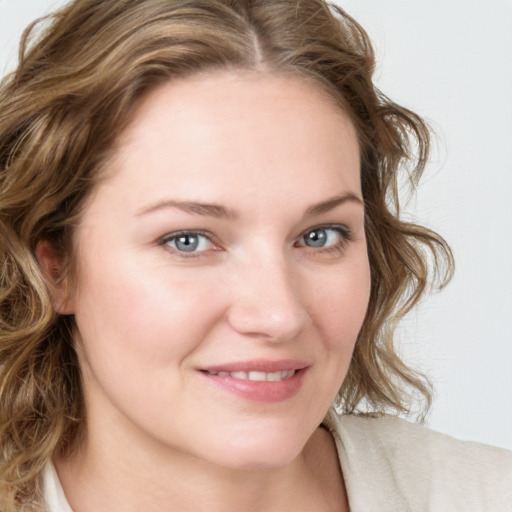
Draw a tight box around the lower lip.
[200,369,307,403]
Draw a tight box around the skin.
[39,71,371,511]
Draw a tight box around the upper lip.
[200,359,309,373]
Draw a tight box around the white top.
[42,414,512,512]
[42,463,73,512]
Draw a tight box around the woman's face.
[66,71,371,469]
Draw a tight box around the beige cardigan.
[43,414,512,511]
[324,412,512,511]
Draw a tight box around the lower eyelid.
[160,231,215,252]
[159,227,353,255]
[297,226,352,246]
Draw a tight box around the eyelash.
[159,230,218,259]
[159,225,353,259]
[295,224,353,255]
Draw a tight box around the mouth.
[204,369,296,381]
[199,361,308,403]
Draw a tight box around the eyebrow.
[304,193,364,217]
[136,192,363,219]
[136,200,236,219]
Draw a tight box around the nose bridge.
[227,247,311,341]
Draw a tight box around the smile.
[200,362,308,403]
[205,370,296,381]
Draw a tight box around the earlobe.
[35,239,74,315]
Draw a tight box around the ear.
[35,239,75,315]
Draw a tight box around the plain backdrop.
[0,0,511,450]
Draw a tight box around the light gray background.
[1,0,511,450]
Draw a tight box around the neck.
[54,427,347,512]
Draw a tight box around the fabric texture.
[43,414,512,512]
[324,412,512,511]
[42,463,73,512]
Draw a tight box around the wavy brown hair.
[0,0,453,508]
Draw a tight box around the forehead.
[91,70,361,215]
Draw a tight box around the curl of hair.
[0,0,454,508]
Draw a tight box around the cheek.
[71,249,227,371]
[311,259,371,351]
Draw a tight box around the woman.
[0,1,510,511]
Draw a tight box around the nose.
[226,255,312,342]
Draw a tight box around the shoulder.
[325,412,512,511]
[336,413,511,470]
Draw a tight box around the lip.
[199,359,309,403]
[201,359,309,374]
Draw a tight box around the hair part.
[0,0,453,507]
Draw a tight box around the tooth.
[231,371,248,380]
[248,371,267,381]
[217,370,297,381]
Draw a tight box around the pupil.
[176,234,199,252]
[306,230,327,247]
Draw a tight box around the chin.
[196,427,311,471]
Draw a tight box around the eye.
[296,225,351,251]
[160,231,216,254]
